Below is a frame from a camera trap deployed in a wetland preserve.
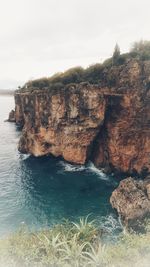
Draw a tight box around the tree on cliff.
[131,40,150,60]
[112,43,120,65]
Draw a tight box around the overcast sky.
[0,0,150,89]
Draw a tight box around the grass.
[0,217,150,267]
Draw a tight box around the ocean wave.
[58,160,110,181]
[19,154,30,161]
[86,162,109,180]
[58,161,86,172]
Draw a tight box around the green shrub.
[49,82,64,90]
[0,217,150,267]
[26,78,49,89]
[84,63,104,83]
[130,40,150,60]
[60,66,84,84]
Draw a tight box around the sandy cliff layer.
[13,59,150,175]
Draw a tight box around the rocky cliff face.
[13,59,150,175]
[15,85,120,164]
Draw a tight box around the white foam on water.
[58,161,86,173]
[19,154,30,161]
[86,161,109,181]
[100,214,123,236]
[58,160,111,182]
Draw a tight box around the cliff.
[13,59,150,175]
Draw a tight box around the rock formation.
[110,177,150,228]
[7,109,16,122]
[12,59,150,175]
[15,85,121,164]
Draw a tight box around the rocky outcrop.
[7,109,16,122]
[13,59,150,175]
[15,85,121,164]
[110,177,150,228]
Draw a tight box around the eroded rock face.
[16,85,117,164]
[13,59,150,174]
[110,177,150,228]
[92,60,150,174]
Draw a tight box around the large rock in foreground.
[110,177,150,228]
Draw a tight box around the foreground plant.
[0,216,150,267]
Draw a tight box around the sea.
[0,95,123,237]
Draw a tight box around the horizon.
[0,0,150,89]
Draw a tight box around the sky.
[0,0,150,89]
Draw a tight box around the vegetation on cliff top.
[0,217,150,267]
[19,40,150,92]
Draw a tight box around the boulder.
[110,177,150,228]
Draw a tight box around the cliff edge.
[13,59,150,175]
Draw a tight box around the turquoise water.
[0,96,122,237]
